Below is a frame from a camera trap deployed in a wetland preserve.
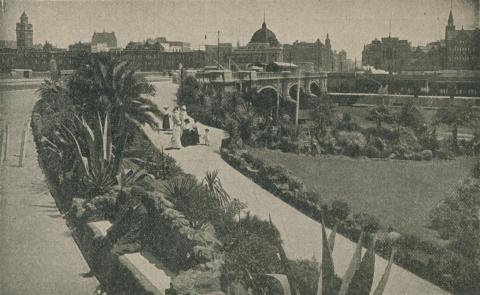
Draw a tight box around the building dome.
[249,21,280,47]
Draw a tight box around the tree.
[395,100,425,130]
[68,55,161,164]
[176,75,200,106]
[429,178,480,293]
[367,104,393,129]
[434,101,478,148]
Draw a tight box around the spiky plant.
[61,111,118,196]
[263,209,399,295]
[202,170,231,209]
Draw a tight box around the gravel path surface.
[0,89,99,295]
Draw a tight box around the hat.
[181,105,187,110]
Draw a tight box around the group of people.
[162,105,209,149]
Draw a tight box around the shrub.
[330,200,351,222]
[437,148,455,160]
[288,175,306,192]
[421,150,433,161]
[412,152,423,161]
[364,127,399,142]
[336,131,367,157]
[287,260,320,295]
[398,127,422,152]
[364,145,382,158]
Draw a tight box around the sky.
[1,0,479,60]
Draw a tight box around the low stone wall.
[73,220,170,295]
[31,97,224,295]
[329,93,480,108]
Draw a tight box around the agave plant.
[263,210,399,295]
[62,111,119,196]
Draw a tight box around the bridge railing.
[256,72,286,80]
[195,71,327,83]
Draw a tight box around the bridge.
[194,71,328,100]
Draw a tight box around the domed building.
[248,21,281,48]
[228,18,283,66]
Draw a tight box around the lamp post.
[205,30,221,67]
[295,70,302,127]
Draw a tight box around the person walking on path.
[167,107,183,149]
[161,105,171,131]
[179,105,188,130]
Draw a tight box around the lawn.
[248,148,474,242]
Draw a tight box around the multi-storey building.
[205,43,233,66]
[363,7,480,72]
[91,31,118,53]
[16,12,33,49]
[362,36,411,73]
[444,9,480,70]
[227,19,283,66]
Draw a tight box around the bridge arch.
[255,85,280,117]
[288,83,306,99]
[257,85,280,96]
[309,81,322,97]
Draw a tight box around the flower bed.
[220,143,454,293]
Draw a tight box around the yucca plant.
[62,111,119,196]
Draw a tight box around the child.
[203,128,210,146]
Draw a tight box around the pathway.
[0,89,99,295]
[143,81,449,295]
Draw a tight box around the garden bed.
[220,144,460,293]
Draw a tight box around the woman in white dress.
[167,107,183,149]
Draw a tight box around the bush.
[364,127,399,142]
[398,127,422,152]
[437,149,455,160]
[287,260,320,295]
[221,230,284,289]
[421,150,433,161]
[364,145,382,158]
[336,131,367,157]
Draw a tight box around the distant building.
[205,43,233,67]
[228,19,283,66]
[68,42,92,53]
[283,34,347,72]
[362,36,411,73]
[91,31,118,52]
[0,40,16,49]
[283,39,325,71]
[126,37,190,52]
[167,41,191,52]
[337,50,347,72]
[363,6,480,72]
[444,8,480,70]
[16,12,33,49]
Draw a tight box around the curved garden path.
[143,81,449,295]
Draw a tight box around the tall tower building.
[445,8,456,41]
[16,12,33,49]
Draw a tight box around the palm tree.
[67,55,162,166]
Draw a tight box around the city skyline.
[1,0,479,59]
